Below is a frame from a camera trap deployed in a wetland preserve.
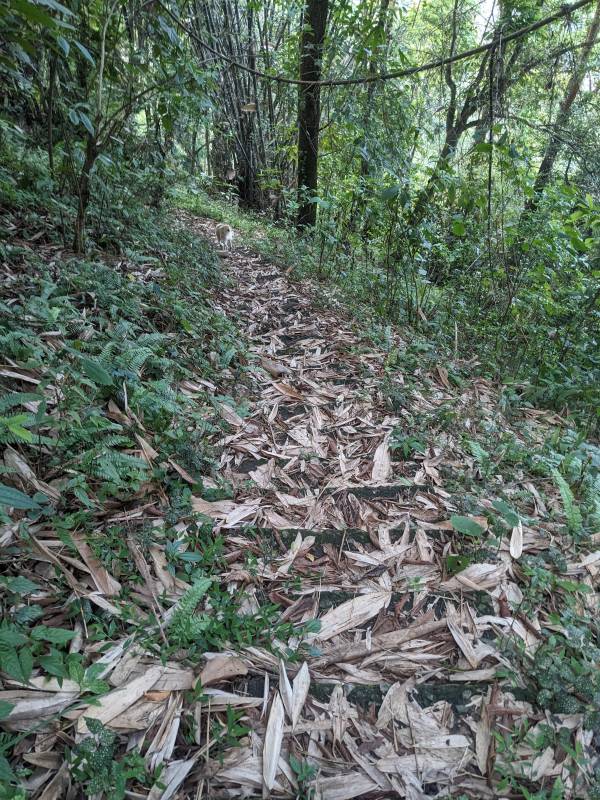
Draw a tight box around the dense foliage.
[2,0,599,424]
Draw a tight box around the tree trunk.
[190,126,198,175]
[296,0,329,229]
[526,0,600,209]
[73,135,98,253]
[360,0,391,178]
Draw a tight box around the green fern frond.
[552,469,583,535]
[119,346,154,375]
[0,413,35,444]
[98,340,118,363]
[169,577,212,643]
[138,332,168,348]
[0,392,43,413]
[93,451,148,482]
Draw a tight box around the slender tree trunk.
[526,0,600,209]
[47,54,57,179]
[296,0,329,229]
[73,135,98,253]
[360,0,391,178]
[190,126,198,175]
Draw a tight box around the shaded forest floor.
[1,206,599,799]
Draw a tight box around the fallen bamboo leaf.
[71,532,121,597]
[315,590,392,641]
[262,692,285,793]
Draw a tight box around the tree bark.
[360,0,391,178]
[73,135,98,253]
[527,0,600,209]
[296,0,329,228]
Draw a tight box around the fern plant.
[0,393,44,444]
[169,577,212,644]
[552,468,583,536]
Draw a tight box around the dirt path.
[3,214,594,799]
[186,213,411,534]
[168,215,594,799]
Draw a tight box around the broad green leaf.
[1,576,41,595]
[57,34,69,55]
[302,618,321,634]
[451,219,465,236]
[74,40,95,65]
[0,754,16,784]
[492,499,519,527]
[555,578,591,594]
[450,515,485,538]
[0,701,14,720]
[78,111,94,136]
[380,185,400,201]
[445,554,473,575]
[0,483,40,510]
[0,645,32,682]
[39,648,66,678]
[38,0,74,15]
[80,358,113,386]
[19,646,33,682]
[11,0,56,27]
[0,628,28,647]
[31,625,76,644]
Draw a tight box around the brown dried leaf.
[70,532,121,597]
[316,590,392,641]
[371,432,392,483]
[199,655,248,687]
[262,692,285,793]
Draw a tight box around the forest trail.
[163,213,594,799]
[185,212,413,533]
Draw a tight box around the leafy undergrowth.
[0,195,302,794]
[1,197,599,799]
[177,184,600,435]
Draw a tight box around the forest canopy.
[1,0,599,424]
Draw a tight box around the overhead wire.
[154,0,596,88]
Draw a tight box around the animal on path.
[215,223,234,251]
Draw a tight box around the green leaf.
[492,499,519,527]
[57,35,70,55]
[31,625,76,644]
[80,358,113,386]
[0,701,14,721]
[302,618,321,634]
[68,107,79,126]
[19,646,33,682]
[0,628,28,647]
[380,185,400,201]
[39,648,66,678]
[474,142,493,154]
[78,111,95,136]
[0,645,32,682]
[38,0,75,15]
[445,554,473,575]
[451,218,465,236]
[450,515,485,538]
[11,0,57,27]
[555,578,591,594]
[74,40,95,65]
[1,576,41,595]
[0,648,24,682]
[0,483,40,510]
[0,754,16,784]
[85,717,104,735]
